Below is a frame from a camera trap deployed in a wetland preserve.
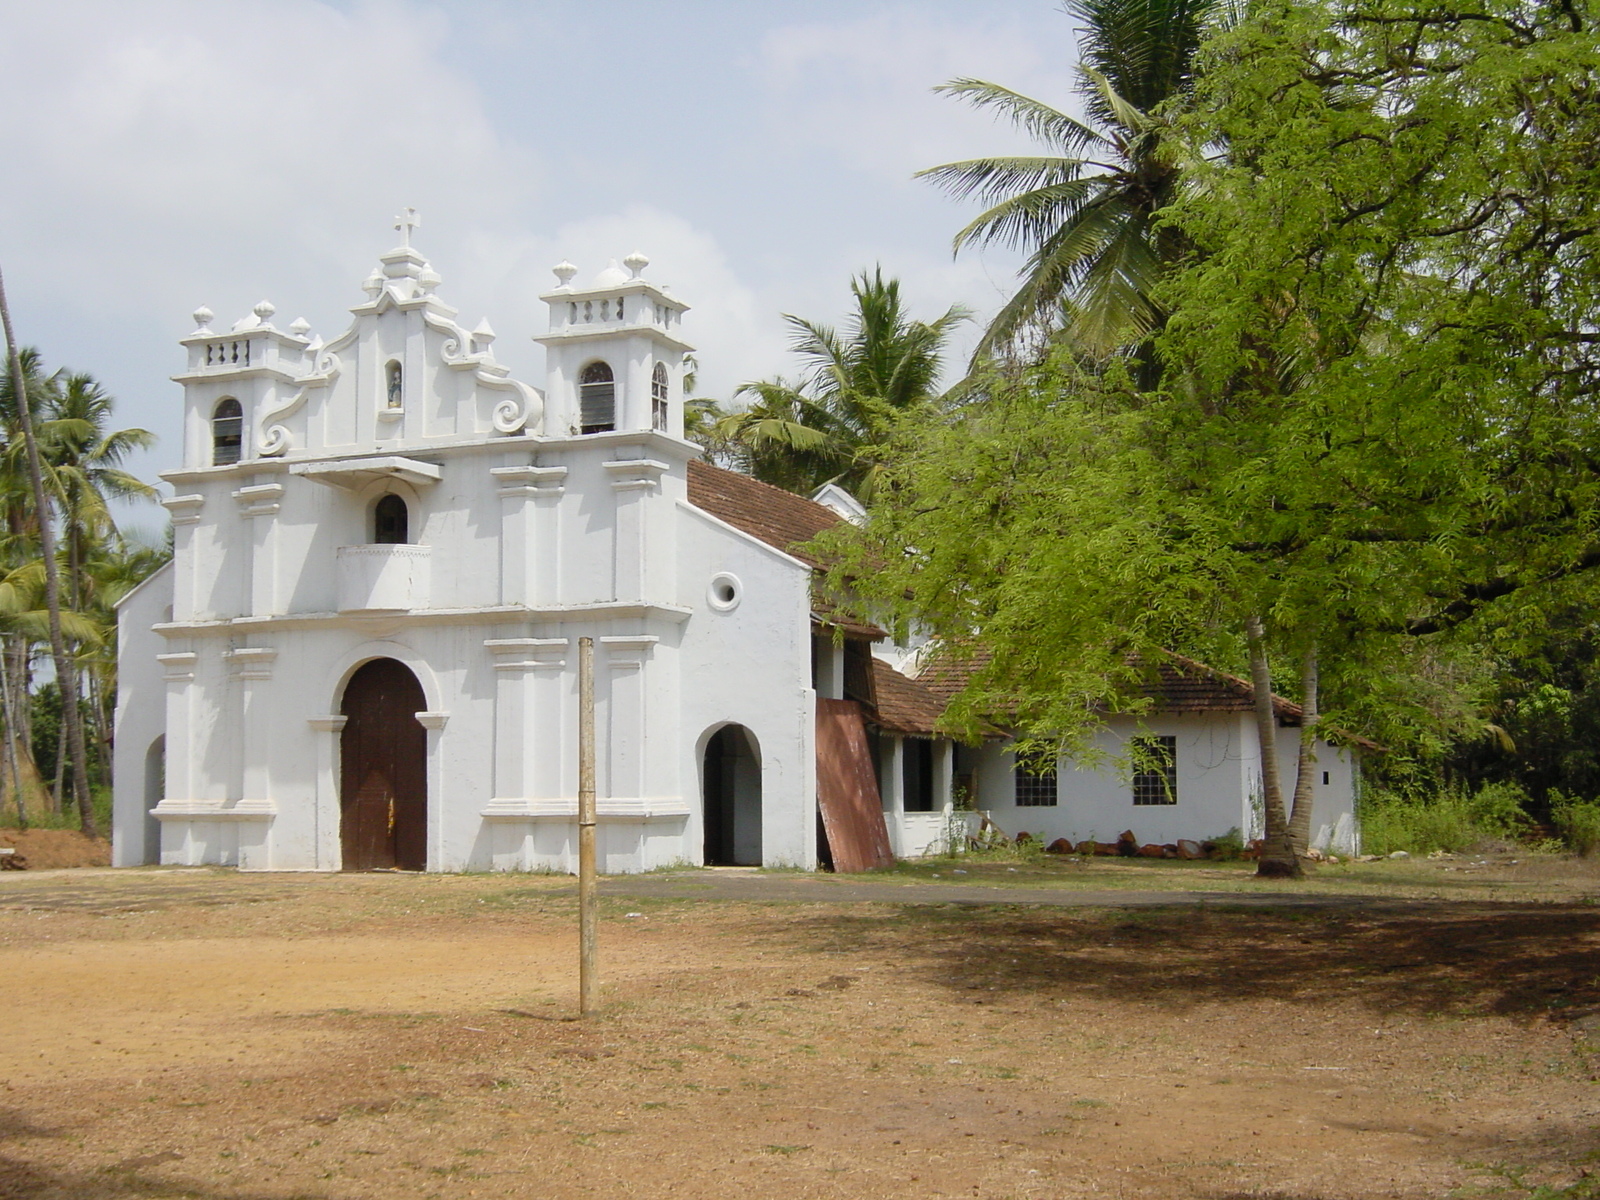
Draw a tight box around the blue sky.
[0,0,1084,534]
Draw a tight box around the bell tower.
[534,252,692,438]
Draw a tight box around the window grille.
[651,362,669,431]
[212,398,243,465]
[579,361,615,434]
[1014,755,1057,807]
[1131,736,1178,805]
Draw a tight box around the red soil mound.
[0,828,111,870]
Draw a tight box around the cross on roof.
[394,207,421,248]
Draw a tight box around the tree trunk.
[0,266,96,837]
[12,639,46,814]
[88,668,113,792]
[1245,614,1301,879]
[49,694,66,811]
[0,634,24,829]
[1286,642,1320,857]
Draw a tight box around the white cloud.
[0,0,536,315]
[0,0,1079,507]
[444,205,789,405]
[755,5,1082,179]
[0,0,852,481]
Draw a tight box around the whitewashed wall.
[112,248,817,873]
[965,712,1359,851]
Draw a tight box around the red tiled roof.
[914,645,1304,720]
[686,459,840,570]
[915,644,994,709]
[868,658,947,737]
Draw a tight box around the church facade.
[113,223,833,872]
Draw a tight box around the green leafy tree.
[919,0,1221,361]
[830,0,1600,874]
[714,269,966,499]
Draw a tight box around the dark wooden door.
[340,658,428,871]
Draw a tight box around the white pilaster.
[601,635,656,802]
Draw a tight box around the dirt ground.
[1,859,1599,1200]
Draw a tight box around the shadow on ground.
[0,1155,329,1200]
[767,902,1600,1022]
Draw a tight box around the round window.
[708,572,742,612]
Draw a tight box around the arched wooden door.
[339,658,428,871]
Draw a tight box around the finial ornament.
[253,299,276,323]
[289,317,311,337]
[394,206,421,248]
[623,251,649,278]
[552,261,578,286]
[192,305,214,333]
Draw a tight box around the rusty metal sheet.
[815,698,895,873]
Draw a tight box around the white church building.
[112,219,1361,873]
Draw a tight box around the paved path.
[597,869,1403,911]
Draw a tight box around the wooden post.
[578,636,598,1016]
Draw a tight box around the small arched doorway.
[703,725,762,865]
[143,735,165,865]
[339,658,428,871]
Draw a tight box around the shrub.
[1205,827,1246,860]
[1360,785,1530,856]
[1551,792,1600,856]
[1465,781,1536,839]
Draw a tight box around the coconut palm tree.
[920,0,1221,361]
[0,273,97,836]
[42,371,156,610]
[715,268,967,499]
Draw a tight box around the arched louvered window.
[579,361,615,434]
[385,360,403,409]
[373,494,409,544]
[212,398,243,465]
[651,362,669,432]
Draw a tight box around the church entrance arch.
[339,657,428,871]
[702,724,762,866]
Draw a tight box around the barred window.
[651,362,669,431]
[211,397,243,465]
[578,361,615,434]
[1013,754,1057,807]
[1131,736,1178,806]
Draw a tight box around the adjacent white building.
[112,219,1360,873]
[917,654,1363,855]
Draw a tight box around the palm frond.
[933,78,1108,156]
[948,176,1110,254]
